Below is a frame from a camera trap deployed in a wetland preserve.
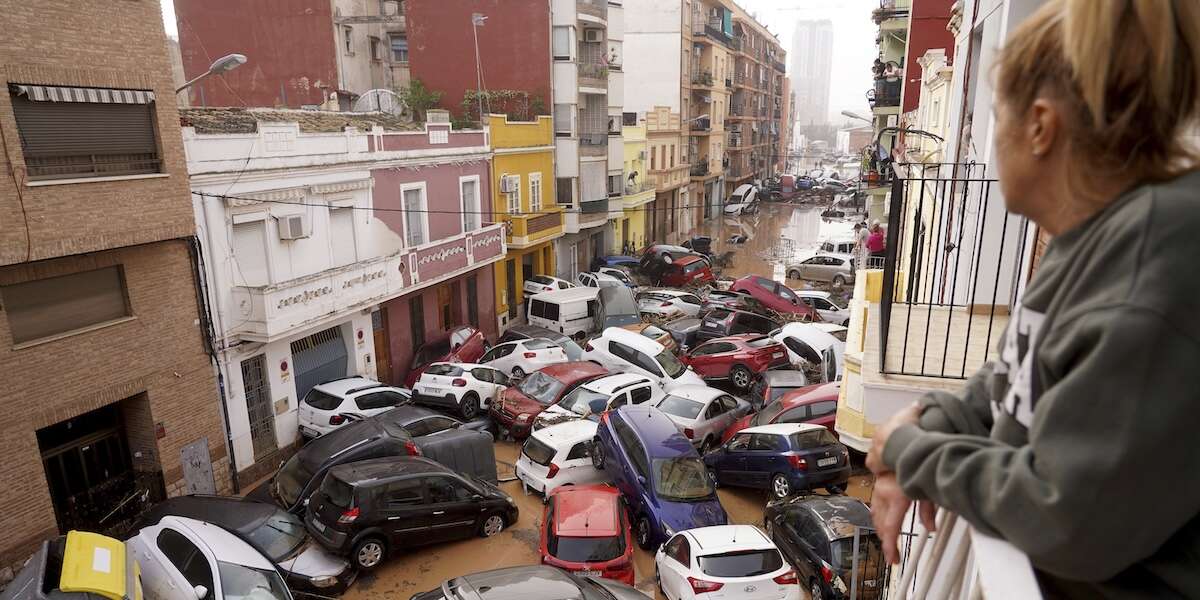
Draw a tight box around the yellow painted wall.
[493,242,557,317]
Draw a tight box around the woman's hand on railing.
[867,402,938,563]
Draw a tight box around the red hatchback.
[680,334,791,391]
[721,381,840,443]
[489,362,609,439]
[403,325,489,388]
[659,255,715,288]
[729,275,821,320]
[540,485,635,585]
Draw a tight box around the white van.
[527,287,600,339]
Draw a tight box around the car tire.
[698,436,715,455]
[512,366,526,379]
[825,482,848,494]
[590,439,606,470]
[730,365,754,391]
[810,579,825,600]
[351,537,387,571]
[771,473,792,499]
[635,515,654,550]
[479,513,506,537]
[461,393,480,420]
[833,275,847,287]
[787,269,802,280]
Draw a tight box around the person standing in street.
[866,0,1200,597]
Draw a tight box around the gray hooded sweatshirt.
[883,171,1200,599]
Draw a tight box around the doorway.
[372,309,392,383]
[241,353,279,461]
[506,259,518,319]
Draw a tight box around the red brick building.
[903,0,956,113]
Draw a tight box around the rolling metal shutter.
[290,326,349,403]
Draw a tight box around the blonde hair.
[996,0,1200,182]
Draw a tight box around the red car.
[659,255,715,288]
[729,275,821,320]
[680,334,791,391]
[540,484,635,585]
[403,325,488,388]
[489,362,609,438]
[720,381,840,443]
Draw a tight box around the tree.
[401,79,442,122]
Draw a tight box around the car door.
[658,534,692,599]
[798,257,823,280]
[720,433,752,485]
[699,399,727,443]
[774,405,811,425]
[685,341,731,378]
[480,343,516,373]
[713,395,743,433]
[379,477,432,548]
[807,400,838,431]
[144,526,217,600]
[745,433,785,488]
[425,475,481,542]
[788,520,823,583]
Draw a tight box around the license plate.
[578,569,601,578]
[311,518,326,533]
[422,387,438,396]
[863,580,877,588]
[818,457,838,467]
[772,352,784,359]
[302,426,320,437]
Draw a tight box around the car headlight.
[506,495,517,506]
[310,576,339,588]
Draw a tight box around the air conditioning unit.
[583,29,603,43]
[277,214,308,240]
[500,176,518,193]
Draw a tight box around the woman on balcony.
[866,0,1200,597]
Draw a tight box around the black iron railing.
[878,163,1033,379]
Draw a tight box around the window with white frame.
[529,173,543,213]
[503,174,521,214]
[461,177,481,231]
[344,26,354,54]
[402,186,427,246]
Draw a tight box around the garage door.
[291,326,349,403]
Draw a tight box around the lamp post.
[175,53,248,94]
[472,13,487,122]
[841,110,873,124]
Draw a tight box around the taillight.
[404,440,422,456]
[774,570,799,585]
[452,378,467,387]
[688,577,724,594]
[820,564,833,583]
[683,427,694,439]
[788,455,808,470]
[661,302,672,307]
[338,507,360,524]
[546,463,560,479]
[524,352,537,358]
[584,342,594,351]
[329,414,346,426]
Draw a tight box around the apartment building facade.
[0,0,230,574]
[726,3,787,195]
[618,120,655,253]
[685,0,732,223]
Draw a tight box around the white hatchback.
[795,290,851,326]
[524,274,576,297]
[411,362,511,420]
[298,377,412,439]
[479,338,569,378]
[637,290,705,319]
[532,373,664,431]
[581,327,706,391]
[655,525,799,600]
[771,323,843,383]
[514,419,607,497]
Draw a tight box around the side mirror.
[471,494,484,502]
[193,585,208,600]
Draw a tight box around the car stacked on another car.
[498,324,587,361]
[490,362,609,439]
[771,323,844,383]
[299,376,411,440]
[532,373,664,431]
[411,362,511,419]
[722,382,840,442]
[695,308,782,344]
[796,290,851,325]
[524,275,576,296]
[729,276,821,320]
[654,525,799,600]
[705,423,850,498]
[764,495,885,600]
[658,256,715,288]
[411,565,651,600]
[582,328,705,391]
[636,290,705,320]
[701,290,769,316]
[620,322,679,354]
[404,326,489,387]
[680,334,791,391]
[748,370,811,412]
[479,338,569,378]
[516,420,606,496]
[651,386,751,454]
[540,485,636,585]
[577,271,627,289]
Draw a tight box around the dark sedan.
[704,422,850,498]
[764,495,885,600]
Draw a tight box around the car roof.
[530,419,598,445]
[552,486,622,537]
[598,286,637,309]
[811,323,848,334]
[539,361,608,381]
[787,496,874,540]
[429,361,490,371]
[157,516,275,570]
[778,322,839,350]
[504,324,562,339]
[685,525,774,554]
[795,290,832,300]
[762,370,811,385]
[674,255,705,265]
[312,376,386,397]
[601,326,666,354]
[780,382,841,406]
[742,422,826,436]
[614,405,695,457]
[817,252,854,260]
[377,404,449,427]
[665,385,725,403]
[459,566,584,600]
[327,456,448,483]
[584,372,654,393]
[141,496,281,534]
[529,287,600,302]
[642,289,693,298]
[732,183,754,194]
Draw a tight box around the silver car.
[786,252,856,286]
[652,385,752,453]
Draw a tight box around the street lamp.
[841,110,872,124]
[472,13,488,121]
[176,53,247,94]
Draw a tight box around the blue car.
[704,422,851,499]
[600,255,641,270]
[592,405,728,550]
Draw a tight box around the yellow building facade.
[617,122,655,254]
[488,114,563,332]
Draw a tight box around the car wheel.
[810,579,825,600]
[787,269,801,280]
[479,513,506,537]
[698,436,715,455]
[512,366,526,379]
[730,365,754,391]
[635,516,654,550]
[461,393,479,420]
[707,467,720,488]
[351,537,386,571]
[833,275,847,287]
[771,473,791,499]
[590,439,606,470]
[825,482,847,494]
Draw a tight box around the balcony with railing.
[578,43,609,87]
[689,162,710,178]
[504,205,564,249]
[690,69,714,88]
[577,0,606,20]
[871,78,902,110]
[692,15,733,48]
[689,117,711,132]
[579,131,608,156]
[578,197,609,227]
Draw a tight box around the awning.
[10,84,155,104]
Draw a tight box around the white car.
[637,290,705,319]
[724,184,760,215]
[796,290,851,325]
[577,271,626,289]
[655,525,799,600]
[532,373,664,431]
[411,362,511,419]
[597,267,638,289]
[770,323,843,383]
[812,322,849,342]
[514,419,607,497]
[479,338,569,378]
[298,377,412,439]
[652,386,751,453]
[786,252,856,287]
[129,516,292,600]
[524,274,576,296]
[581,327,706,391]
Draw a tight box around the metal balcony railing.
[873,79,902,108]
[690,162,710,177]
[577,0,606,19]
[580,132,608,146]
[580,198,608,213]
[690,118,711,132]
[878,163,1032,379]
[624,180,654,195]
[578,61,609,81]
[691,70,714,86]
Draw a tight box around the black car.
[695,308,782,343]
[660,317,703,350]
[249,410,498,513]
[411,565,650,600]
[681,236,713,255]
[498,324,586,361]
[137,495,357,594]
[305,457,519,570]
[763,495,885,600]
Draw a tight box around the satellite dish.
[352,89,410,119]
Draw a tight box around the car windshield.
[516,372,567,405]
[641,325,668,339]
[217,561,291,600]
[425,364,463,377]
[607,271,632,283]
[656,395,704,420]
[530,275,555,285]
[768,385,803,405]
[605,314,642,328]
[656,350,687,379]
[243,512,307,562]
[753,401,789,427]
[697,549,784,578]
[548,534,625,563]
[274,453,313,508]
[319,473,355,508]
[790,429,840,449]
[559,387,611,416]
[653,458,715,501]
[414,340,451,366]
[831,535,883,571]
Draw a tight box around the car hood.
[535,405,584,427]
[659,497,728,532]
[277,540,351,579]
[665,369,706,389]
[588,576,650,600]
[498,388,545,416]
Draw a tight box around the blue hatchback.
[592,405,728,550]
[704,422,851,499]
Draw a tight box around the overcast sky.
[160,0,876,123]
